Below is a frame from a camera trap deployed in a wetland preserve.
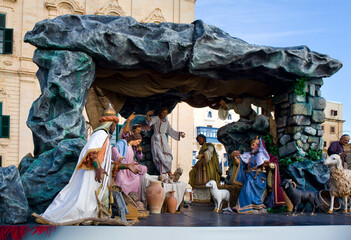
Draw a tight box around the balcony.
[196,126,219,143]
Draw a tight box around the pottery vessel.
[146,181,165,214]
[167,191,177,213]
[315,190,341,213]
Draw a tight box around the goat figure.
[280,179,315,215]
[324,154,351,213]
[205,180,232,212]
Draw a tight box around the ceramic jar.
[146,180,165,214]
[315,190,341,213]
[167,191,177,214]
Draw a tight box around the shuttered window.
[0,102,10,138]
[0,14,13,54]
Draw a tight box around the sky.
[195,0,351,134]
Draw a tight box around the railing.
[196,126,219,143]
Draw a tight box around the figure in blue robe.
[232,138,270,214]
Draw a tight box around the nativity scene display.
[1,14,347,226]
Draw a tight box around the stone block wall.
[274,78,325,158]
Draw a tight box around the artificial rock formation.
[282,160,330,193]
[12,15,342,216]
[0,166,30,224]
[20,49,95,213]
[24,15,342,121]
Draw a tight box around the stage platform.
[15,204,351,240]
[136,203,351,226]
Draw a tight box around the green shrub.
[294,77,307,96]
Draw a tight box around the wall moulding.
[45,0,85,18]
[141,8,166,23]
[95,0,127,16]
[0,0,17,6]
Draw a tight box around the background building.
[322,101,345,152]
[0,0,196,167]
[192,107,237,178]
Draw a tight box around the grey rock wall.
[275,79,325,158]
[0,166,30,224]
[20,49,95,213]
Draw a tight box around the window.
[228,113,232,120]
[330,110,338,117]
[224,153,229,167]
[0,14,13,54]
[207,111,212,118]
[0,102,10,138]
[330,126,335,134]
[321,126,324,131]
[192,151,197,166]
[323,141,327,147]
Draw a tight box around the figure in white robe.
[146,108,185,174]
[218,97,258,121]
[40,104,119,223]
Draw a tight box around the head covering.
[93,103,119,133]
[113,139,128,163]
[240,138,270,166]
[98,103,119,123]
[196,134,207,142]
[256,138,270,166]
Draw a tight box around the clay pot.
[167,191,177,214]
[315,190,341,213]
[146,181,165,214]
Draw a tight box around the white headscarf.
[240,138,270,166]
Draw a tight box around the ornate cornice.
[141,8,166,23]
[95,0,126,16]
[45,0,85,18]
[0,0,17,6]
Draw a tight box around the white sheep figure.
[205,180,232,212]
[324,154,351,213]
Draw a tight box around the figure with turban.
[40,104,131,223]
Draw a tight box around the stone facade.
[0,0,195,167]
[321,101,344,152]
[274,79,325,158]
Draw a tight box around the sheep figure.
[324,154,351,213]
[205,180,232,212]
[280,179,316,215]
